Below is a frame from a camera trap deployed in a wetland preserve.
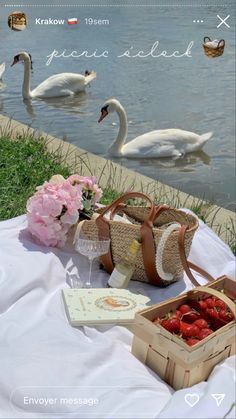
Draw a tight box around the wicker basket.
[80,192,198,286]
[8,12,27,31]
[203,37,225,58]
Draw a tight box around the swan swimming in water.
[0,62,6,80]
[11,52,96,99]
[98,98,213,158]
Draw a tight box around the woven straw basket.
[80,192,198,287]
[203,37,225,58]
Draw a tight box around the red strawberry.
[181,311,200,324]
[214,299,227,310]
[189,299,207,313]
[180,321,200,339]
[186,338,200,346]
[160,318,180,334]
[198,328,213,340]
[219,309,234,323]
[194,319,208,329]
[206,308,219,320]
[178,304,191,314]
[175,310,182,319]
[204,297,216,308]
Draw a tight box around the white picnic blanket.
[0,213,235,419]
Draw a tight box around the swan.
[98,98,213,158]
[0,62,5,80]
[11,52,96,99]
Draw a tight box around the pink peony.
[26,174,102,247]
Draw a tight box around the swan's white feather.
[122,129,212,158]
[31,73,89,98]
[0,62,6,79]
[103,98,213,158]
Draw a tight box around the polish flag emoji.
[68,18,77,25]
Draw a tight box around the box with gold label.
[62,288,150,326]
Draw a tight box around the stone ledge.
[0,113,235,244]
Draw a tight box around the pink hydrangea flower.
[26,174,102,247]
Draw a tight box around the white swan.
[0,62,5,80]
[98,98,213,158]
[11,52,96,99]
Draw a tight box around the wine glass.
[75,232,110,288]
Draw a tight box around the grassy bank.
[0,132,235,254]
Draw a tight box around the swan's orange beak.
[98,109,108,123]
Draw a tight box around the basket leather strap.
[178,225,215,285]
[218,39,225,47]
[96,192,157,274]
[97,191,156,220]
[96,194,171,285]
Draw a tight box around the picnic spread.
[0,207,235,418]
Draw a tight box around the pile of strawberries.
[153,294,235,346]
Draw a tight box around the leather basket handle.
[218,39,225,48]
[97,192,157,223]
[96,192,170,286]
[96,192,157,275]
[178,225,215,286]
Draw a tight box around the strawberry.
[204,297,216,309]
[189,299,207,313]
[181,311,200,324]
[175,310,182,319]
[178,304,191,314]
[198,328,213,340]
[211,317,227,331]
[186,338,200,346]
[205,308,219,320]
[214,299,227,310]
[194,319,208,329]
[219,309,234,323]
[180,321,200,339]
[160,318,180,334]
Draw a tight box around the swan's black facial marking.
[11,54,20,67]
[98,105,109,123]
[101,105,108,113]
[28,53,33,70]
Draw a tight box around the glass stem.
[87,257,93,287]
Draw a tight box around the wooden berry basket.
[131,276,236,390]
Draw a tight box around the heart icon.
[184,393,200,407]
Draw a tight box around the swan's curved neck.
[108,104,128,156]
[22,58,31,99]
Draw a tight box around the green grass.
[0,131,235,255]
[100,189,121,206]
[0,134,71,220]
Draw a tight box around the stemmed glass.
[75,232,110,288]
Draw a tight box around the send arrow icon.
[211,394,225,406]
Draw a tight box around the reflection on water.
[116,150,211,170]
[0,82,6,92]
[112,150,211,172]
[23,91,88,118]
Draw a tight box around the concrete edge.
[0,114,235,244]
